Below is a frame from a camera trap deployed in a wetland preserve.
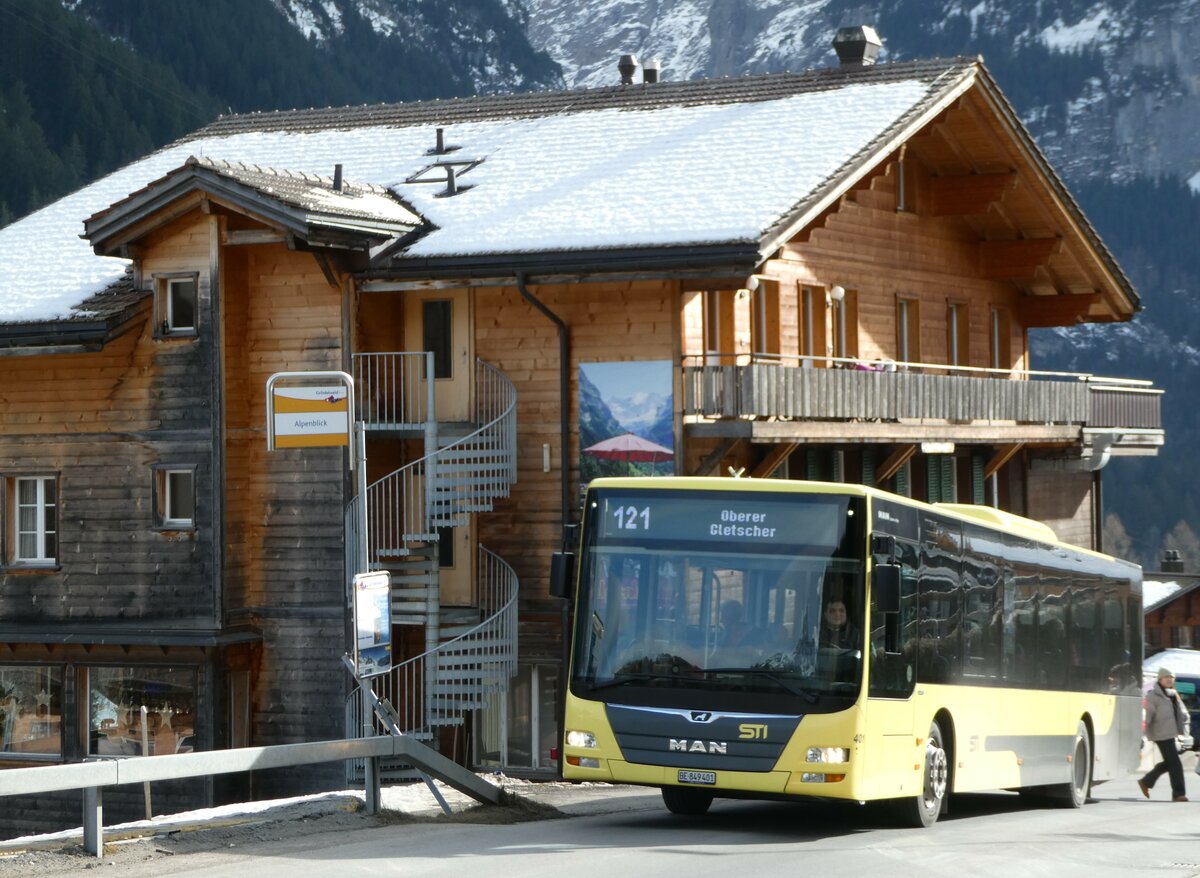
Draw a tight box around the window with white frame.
[156,274,198,335]
[154,466,196,529]
[9,476,58,565]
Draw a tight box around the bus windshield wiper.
[703,667,820,702]
[587,672,667,692]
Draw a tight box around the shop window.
[0,666,63,760]
[88,666,197,756]
[475,663,559,772]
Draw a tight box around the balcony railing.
[682,355,1161,431]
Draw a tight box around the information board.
[353,571,392,678]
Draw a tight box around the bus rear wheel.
[661,785,714,816]
[1054,721,1092,808]
[900,719,948,828]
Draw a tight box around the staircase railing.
[348,545,519,745]
[346,355,519,766]
[353,351,432,429]
[361,357,517,569]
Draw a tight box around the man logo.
[669,739,728,754]
[689,711,714,723]
[738,723,768,740]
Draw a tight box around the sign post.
[266,371,373,677]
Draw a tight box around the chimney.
[832,25,883,67]
[332,163,343,193]
[643,57,661,83]
[1163,549,1186,574]
[618,53,639,85]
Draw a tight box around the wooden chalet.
[0,29,1163,836]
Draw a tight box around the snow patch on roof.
[0,77,931,322]
[1144,578,1183,612]
[1144,647,1200,680]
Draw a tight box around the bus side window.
[869,538,918,698]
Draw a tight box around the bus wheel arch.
[1058,716,1094,808]
[899,712,953,828]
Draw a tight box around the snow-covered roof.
[0,57,976,325]
[1144,648,1200,680]
[83,156,422,257]
[1144,579,1186,613]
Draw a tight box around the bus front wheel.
[661,785,714,816]
[901,719,948,828]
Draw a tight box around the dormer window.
[155,273,199,337]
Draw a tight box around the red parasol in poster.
[583,432,673,463]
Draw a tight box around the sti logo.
[738,723,768,740]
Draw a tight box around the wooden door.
[404,289,473,422]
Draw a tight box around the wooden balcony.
[682,356,1162,452]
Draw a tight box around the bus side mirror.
[874,563,901,614]
[550,551,576,599]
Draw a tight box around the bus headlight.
[566,730,597,748]
[806,747,849,763]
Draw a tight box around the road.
[17,776,1200,877]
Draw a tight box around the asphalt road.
[19,774,1200,878]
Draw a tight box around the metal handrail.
[361,358,517,569]
[349,545,519,745]
[352,352,432,427]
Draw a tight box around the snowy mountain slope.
[522,0,1200,188]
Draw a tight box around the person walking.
[1139,666,1190,802]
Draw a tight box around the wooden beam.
[877,444,917,483]
[978,237,1061,280]
[1018,293,1101,328]
[751,442,799,479]
[693,438,745,476]
[984,443,1024,479]
[927,172,1016,216]
[223,229,288,246]
[312,252,340,289]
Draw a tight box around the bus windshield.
[570,488,866,704]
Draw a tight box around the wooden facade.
[0,52,1166,834]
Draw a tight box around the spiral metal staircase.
[345,353,518,780]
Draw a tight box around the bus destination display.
[598,493,842,548]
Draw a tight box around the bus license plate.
[677,770,716,785]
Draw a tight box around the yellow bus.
[553,477,1143,826]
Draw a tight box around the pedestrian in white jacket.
[1139,666,1190,802]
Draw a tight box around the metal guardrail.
[1,735,502,857]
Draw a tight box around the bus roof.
[583,477,1137,570]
